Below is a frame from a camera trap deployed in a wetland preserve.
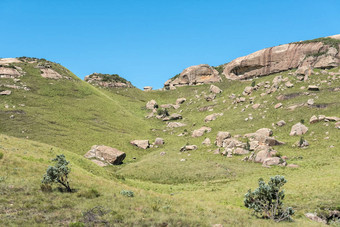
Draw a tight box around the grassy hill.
[0,58,339,226]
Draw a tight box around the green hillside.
[0,58,339,226]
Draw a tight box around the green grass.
[293,37,340,50]
[0,60,340,226]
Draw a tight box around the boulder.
[256,128,273,137]
[176,98,186,105]
[276,120,286,127]
[308,85,319,91]
[146,100,158,110]
[0,90,11,95]
[265,137,285,146]
[262,157,282,167]
[154,138,164,145]
[285,81,294,88]
[274,103,283,109]
[307,99,314,105]
[84,145,126,165]
[252,104,261,109]
[254,149,277,163]
[325,116,340,122]
[210,85,222,94]
[215,131,231,147]
[169,113,182,120]
[335,121,340,129]
[167,122,186,128]
[205,93,216,101]
[130,140,150,149]
[290,123,308,136]
[309,115,319,124]
[202,138,211,146]
[204,113,223,122]
[192,126,212,137]
[180,145,198,152]
[243,86,253,95]
[164,64,221,89]
[143,86,152,91]
[305,213,326,224]
[233,148,249,155]
[222,138,244,149]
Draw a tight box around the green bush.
[120,190,134,197]
[251,81,256,87]
[157,108,169,116]
[42,154,72,192]
[0,152,3,159]
[69,222,85,227]
[244,175,294,222]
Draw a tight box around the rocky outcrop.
[164,64,221,89]
[223,35,340,80]
[0,66,21,78]
[85,73,134,88]
[40,68,63,79]
[84,145,126,166]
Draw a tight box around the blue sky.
[1,0,340,89]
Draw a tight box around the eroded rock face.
[41,68,63,79]
[223,36,340,80]
[84,145,126,165]
[164,64,221,89]
[85,73,134,88]
[0,67,21,78]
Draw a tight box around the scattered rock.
[285,81,294,88]
[233,148,249,155]
[160,152,166,156]
[252,103,261,109]
[154,138,164,145]
[146,100,158,110]
[130,140,150,149]
[180,145,198,152]
[256,128,273,137]
[210,85,222,94]
[307,99,314,105]
[167,122,186,128]
[202,138,211,146]
[143,86,152,91]
[308,85,319,91]
[287,164,299,168]
[305,213,326,224]
[290,123,308,136]
[176,98,186,105]
[276,120,286,127]
[0,90,11,95]
[204,113,223,122]
[262,157,282,167]
[192,126,212,137]
[215,131,231,147]
[243,86,253,95]
[84,145,126,165]
[309,115,318,124]
[274,103,282,109]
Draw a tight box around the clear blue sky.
[1,0,340,89]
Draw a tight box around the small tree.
[244,175,294,222]
[42,154,72,192]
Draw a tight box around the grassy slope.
[0,61,339,226]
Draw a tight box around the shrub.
[300,119,305,124]
[244,175,294,222]
[299,137,304,147]
[157,108,169,116]
[120,190,134,197]
[0,152,3,159]
[251,80,256,87]
[42,154,72,192]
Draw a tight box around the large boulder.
[223,35,340,80]
[192,126,212,137]
[40,68,62,79]
[176,98,186,105]
[215,131,231,147]
[167,122,186,128]
[290,123,308,136]
[84,145,126,165]
[180,145,198,152]
[164,64,221,89]
[130,140,150,149]
[146,100,158,110]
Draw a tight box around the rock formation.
[84,145,126,166]
[85,73,134,88]
[164,64,221,89]
[223,35,340,80]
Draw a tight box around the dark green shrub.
[251,80,256,87]
[299,137,304,147]
[157,108,169,116]
[300,119,305,124]
[0,152,3,159]
[42,154,72,192]
[120,190,134,197]
[244,175,294,222]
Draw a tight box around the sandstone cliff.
[223,35,340,80]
